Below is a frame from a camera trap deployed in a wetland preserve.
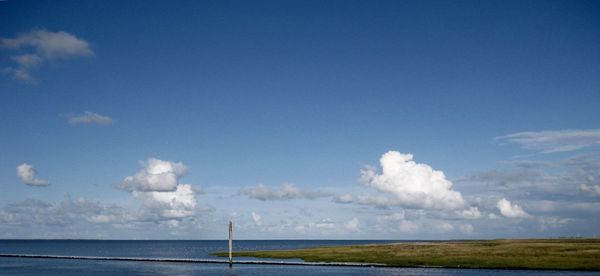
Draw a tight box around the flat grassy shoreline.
[213,239,600,270]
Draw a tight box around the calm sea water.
[0,240,597,275]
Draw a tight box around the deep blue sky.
[1,0,599,239]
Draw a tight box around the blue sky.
[1,0,599,239]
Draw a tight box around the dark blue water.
[0,240,597,275]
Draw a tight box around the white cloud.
[251,212,262,226]
[458,207,481,219]
[243,183,330,201]
[497,198,531,218]
[117,158,201,222]
[360,151,465,210]
[16,163,49,186]
[63,112,113,126]
[497,129,600,153]
[119,158,187,192]
[294,219,337,233]
[0,28,93,82]
[309,219,336,230]
[0,195,213,237]
[1,28,93,58]
[133,184,197,219]
[580,184,600,195]
[344,218,360,232]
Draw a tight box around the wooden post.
[228,221,233,267]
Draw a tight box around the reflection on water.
[1,257,597,276]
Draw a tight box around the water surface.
[0,240,597,275]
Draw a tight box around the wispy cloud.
[62,111,113,126]
[243,183,330,201]
[496,129,600,153]
[16,163,49,186]
[0,28,93,83]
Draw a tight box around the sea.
[0,240,597,275]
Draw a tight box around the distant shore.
[213,238,600,270]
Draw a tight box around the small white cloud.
[16,163,49,186]
[119,158,187,192]
[497,198,531,218]
[63,112,113,126]
[243,183,330,201]
[251,212,262,226]
[310,219,336,230]
[580,184,600,195]
[458,207,481,219]
[344,218,360,232]
[1,28,93,83]
[360,151,465,210]
[496,129,600,153]
[295,219,337,233]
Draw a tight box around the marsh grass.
[213,239,600,270]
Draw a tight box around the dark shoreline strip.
[0,254,386,267]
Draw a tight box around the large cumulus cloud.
[119,158,187,192]
[360,151,466,210]
[119,158,200,221]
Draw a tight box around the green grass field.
[213,239,600,270]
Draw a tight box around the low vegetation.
[213,239,600,270]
